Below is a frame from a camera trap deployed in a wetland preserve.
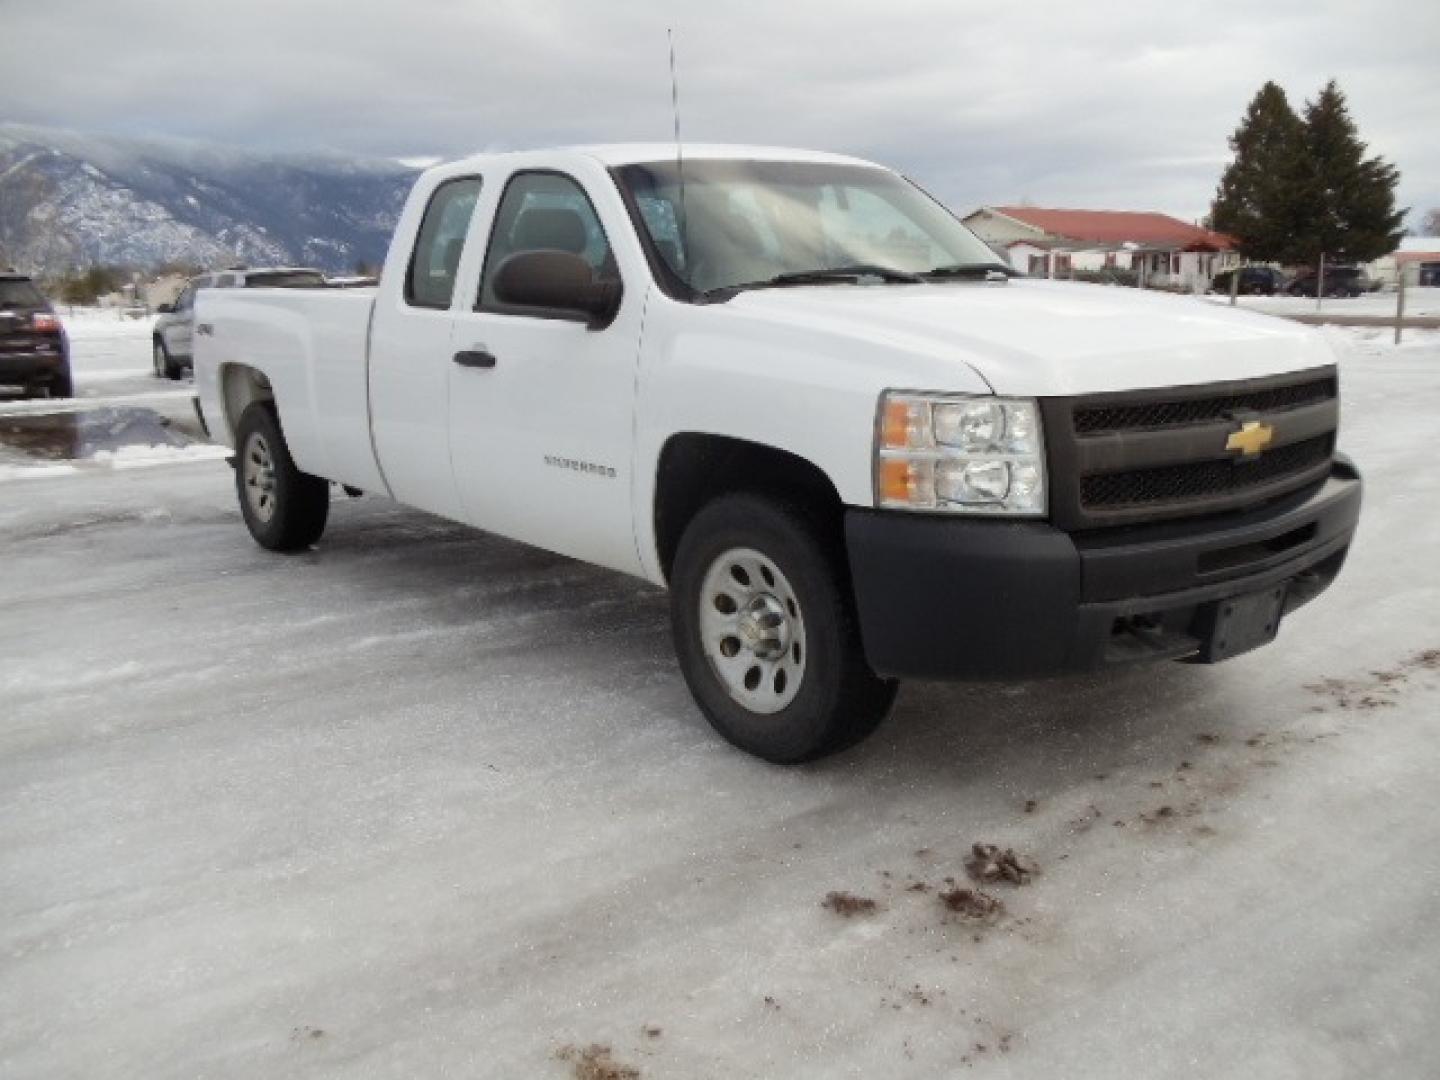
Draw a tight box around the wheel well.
[654,434,844,583]
[219,364,274,443]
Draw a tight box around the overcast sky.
[2,0,1436,228]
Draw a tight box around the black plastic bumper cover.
[0,353,65,382]
[846,457,1361,680]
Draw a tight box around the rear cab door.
[368,170,486,520]
[445,153,649,575]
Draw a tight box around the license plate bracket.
[1195,585,1287,663]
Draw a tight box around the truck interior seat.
[511,208,588,255]
[682,192,774,293]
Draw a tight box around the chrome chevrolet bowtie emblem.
[1226,420,1274,458]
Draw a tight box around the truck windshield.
[614,159,1009,297]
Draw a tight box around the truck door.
[165,280,200,361]
[368,175,484,520]
[446,166,645,575]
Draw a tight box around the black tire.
[234,402,329,552]
[49,368,74,399]
[670,493,897,763]
[154,338,182,381]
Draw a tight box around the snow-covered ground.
[1,313,1438,1079]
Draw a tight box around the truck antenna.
[668,28,689,274]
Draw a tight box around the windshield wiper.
[711,265,924,297]
[921,262,1014,280]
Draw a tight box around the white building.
[963,206,1238,292]
[1366,237,1440,287]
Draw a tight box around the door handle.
[453,349,496,369]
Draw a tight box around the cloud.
[2,0,1436,225]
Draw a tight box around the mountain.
[0,123,419,276]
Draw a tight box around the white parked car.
[193,145,1361,762]
[153,267,327,379]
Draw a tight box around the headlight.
[875,391,1046,515]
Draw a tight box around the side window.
[406,177,483,309]
[478,172,618,311]
[175,285,196,311]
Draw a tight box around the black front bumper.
[846,457,1362,680]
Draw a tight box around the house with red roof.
[962,205,1237,292]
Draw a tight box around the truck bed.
[194,287,385,494]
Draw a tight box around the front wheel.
[153,339,182,380]
[234,402,329,552]
[670,493,897,763]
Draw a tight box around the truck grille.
[1042,368,1340,529]
[1072,376,1337,435]
[1080,434,1333,510]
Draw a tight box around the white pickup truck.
[194,144,1361,762]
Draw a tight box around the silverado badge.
[1225,420,1274,458]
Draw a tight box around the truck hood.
[723,278,1336,396]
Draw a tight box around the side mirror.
[491,251,620,328]
[156,303,176,314]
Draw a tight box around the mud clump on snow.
[964,843,1037,886]
[555,1043,640,1080]
[939,887,1004,921]
[1304,648,1440,711]
[822,890,879,917]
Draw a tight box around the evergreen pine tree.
[1211,82,1308,261]
[1291,80,1406,264]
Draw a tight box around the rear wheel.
[670,493,897,763]
[49,368,73,398]
[234,402,329,552]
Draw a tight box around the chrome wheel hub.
[242,432,277,524]
[698,547,806,714]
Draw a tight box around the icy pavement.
[1,323,1438,1079]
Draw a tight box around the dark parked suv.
[1210,266,1285,296]
[1286,266,1374,298]
[0,272,71,399]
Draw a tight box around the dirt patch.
[555,1043,640,1080]
[960,1031,1015,1066]
[1305,648,1440,711]
[822,890,879,917]
[939,887,1004,921]
[1067,804,1104,833]
[964,843,1037,886]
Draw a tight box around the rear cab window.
[245,271,328,289]
[406,177,483,308]
[0,278,48,310]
